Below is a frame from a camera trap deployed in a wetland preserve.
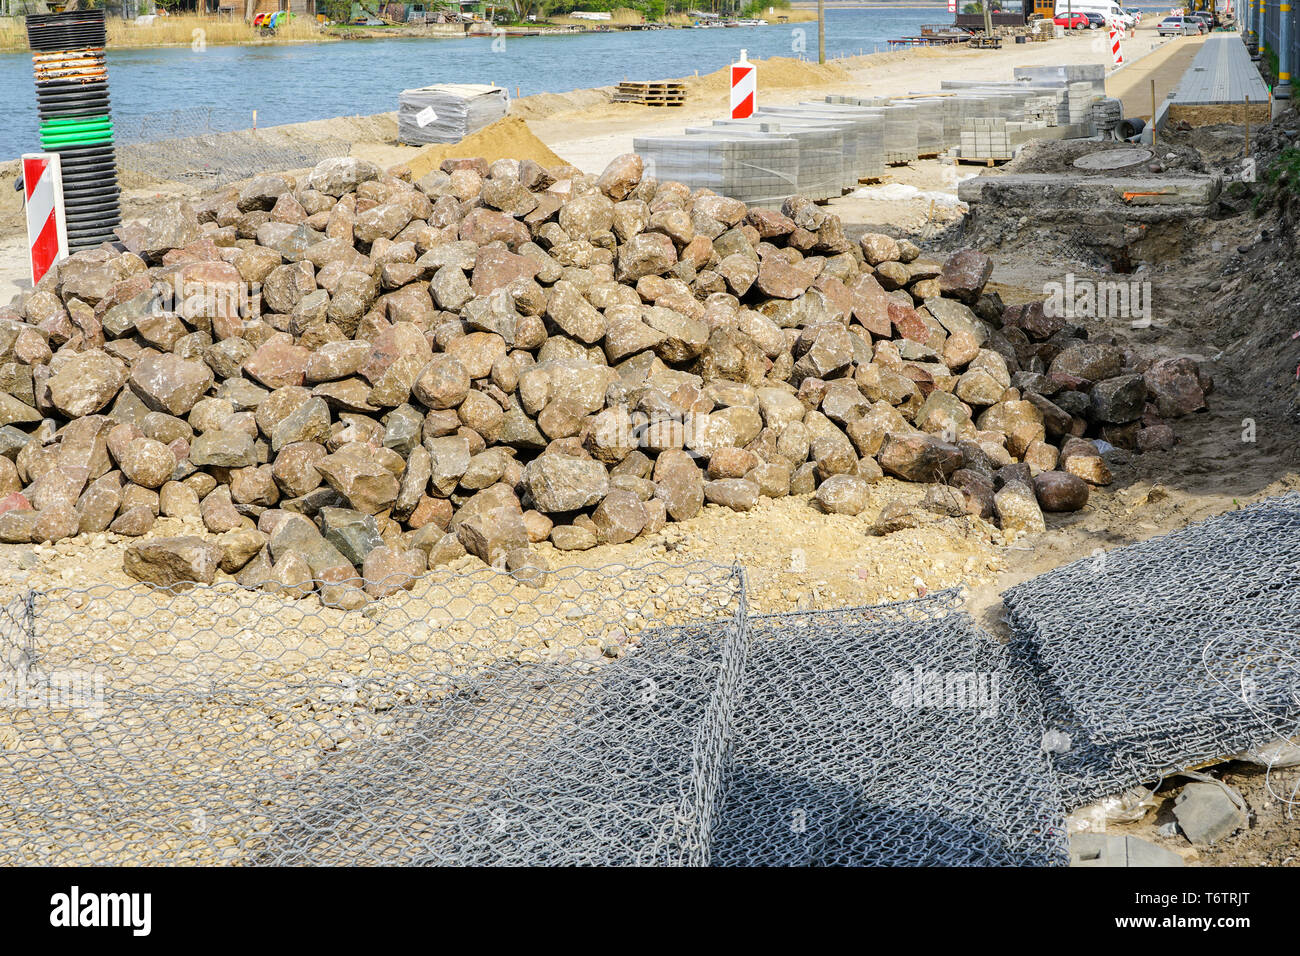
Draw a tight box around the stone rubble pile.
[0,153,1211,605]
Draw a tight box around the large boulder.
[524,455,610,513]
[123,536,222,589]
[47,350,127,418]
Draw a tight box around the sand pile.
[691,56,854,97]
[404,116,569,181]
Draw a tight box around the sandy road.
[533,25,1178,173]
[1107,31,1208,120]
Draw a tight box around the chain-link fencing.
[5,491,1300,866]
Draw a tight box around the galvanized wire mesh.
[112,108,389,190]
[1005,636,1156,810]
[712,592,1069,867]
[0,561,745,866]
[14,491,1296,868]
[113,108,251,146]
[1004,494,1300,809]
[116,129,354,190]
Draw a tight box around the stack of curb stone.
[0,153,1210,606]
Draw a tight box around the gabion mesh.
[24,504,1294,867]
[711,591,1069,867]
[1004,494,1300,808]
[1004,637,1152,810]
[112,109,387,190]
[0,562,745,866]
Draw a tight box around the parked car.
[1158,15,1204,35]
[1082,12,1107,28]
[1054,12,1090,29]
[1187,11,1215,29]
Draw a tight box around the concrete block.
[633,132,800,207]
[1173,783,1247,845]
[1070,833,1184,867]
[957,173,1222,208]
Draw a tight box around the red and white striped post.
[1108,22,1124,66]
[731,49,756,120]
[22,153,68,286]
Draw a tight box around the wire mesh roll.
[27,9,119,250]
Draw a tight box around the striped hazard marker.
[1108,22,1124,66]
[731,49,756,120]
[22,152,67,286]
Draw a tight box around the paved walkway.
[1106,33,1208,120]
[1172,32,1271,105]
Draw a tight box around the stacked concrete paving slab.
[825,96,920,164]
[961,118,1015,162]
[893,98,947,156]
[634,64,1108,203]
[757,106,885,181]
[631,131,799,207]
[701,120,847,198]
[786,104,886,180]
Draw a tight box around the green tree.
[319,0,353,21]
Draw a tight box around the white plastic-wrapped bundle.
[633,132,800,208]
[397,84,508,146]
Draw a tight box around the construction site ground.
[1,25,1297,865]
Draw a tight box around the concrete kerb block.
[1070,832,1185,867]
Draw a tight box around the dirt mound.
[404,116,570,181]
[508,87,616,122]
[690,55,853,97]
[1003,138,1206,177]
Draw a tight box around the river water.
[1,7,948,160]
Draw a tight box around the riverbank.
[0,13,334,53]
[0,8,949,158]
[0,9,819,54]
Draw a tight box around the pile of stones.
[0,152,1210,605]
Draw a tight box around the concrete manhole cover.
[1073,148,1154,170]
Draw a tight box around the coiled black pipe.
[26,10,120,252]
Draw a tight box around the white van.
[1056,1,1136,27]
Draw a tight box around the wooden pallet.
[614,80,687,106]
[955,155,1011,167]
